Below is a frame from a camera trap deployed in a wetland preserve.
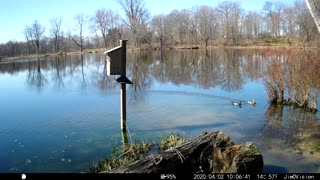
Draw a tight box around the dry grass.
[89,141,154,173]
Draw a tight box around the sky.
[0,0,294,44]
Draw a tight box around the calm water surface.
[0,49,319,173]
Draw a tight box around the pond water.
[0,49,319,173]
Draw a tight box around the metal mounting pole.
[120,40,128,132]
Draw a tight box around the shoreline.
[1,44,319,63]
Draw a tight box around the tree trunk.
[305,0,320,33]
[102,131,263,174]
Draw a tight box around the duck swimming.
[232,101,242,106]
[247,99,256,105]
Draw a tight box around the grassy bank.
[90,134,187,173]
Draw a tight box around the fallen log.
[102,131,263,174]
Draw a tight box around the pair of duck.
[232,99,256,106]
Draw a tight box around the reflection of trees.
[80,54,86,89]
[265,104,284,129]
[0,54,119,92]
[149,49,249,90]
[152,50,167,83]
[195,49,220,88]
[219,49,243,91]
[260,104,318,147]
[27,58,47,91]
[51,56,65,88]
[259,105,284,147]
[150,50,194,86]
[127,51,153,91]
[95,54,117,91]
[241,50,262,79]
[3,49,318,102]
[10,49,320,97]
[65,55,87,89]
[164,50,197,85]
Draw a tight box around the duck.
[232,101,242,106]
[247,99,256,105]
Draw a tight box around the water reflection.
[128,51,153,91]
[257,104,319,173]
[219,49,243,91]
[263,104,318,141]
[146,49,259,90]
[27,58,47,91]
[52,56,65,89]
[0,54,121,92]
[0,49,265,92]
[0,49,320,173]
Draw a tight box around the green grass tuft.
[159,134,188,151]
[310,143,320,151]
[90,134,188,173]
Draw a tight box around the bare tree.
[32,20,45,56]
[281,6,296,44]
[50,17,63,53]
[151,15,164,48]
[69,13,87,52]
[242,11,263,41]
[263,1,284,37]
[118,0,150,47]
[295,0,318,43]
[93,8,119,49]
[163,10,190,46]
[23,20,45,57]
[216,1,233,40]
[24,25,35,55]
[230,2,244,45]
[252,12,263,39]
[188,7,199,46]
[197,5,218,48]
[242,13,254,39]
[217,1,243,45]
[162,11,177,47]
[177,9,190,45]
[108,28,122,47]
[89,21,102,49]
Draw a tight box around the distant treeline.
[0,0,319,58]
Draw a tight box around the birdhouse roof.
[104,46,122,54]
